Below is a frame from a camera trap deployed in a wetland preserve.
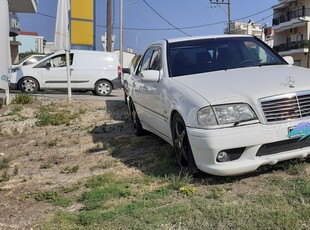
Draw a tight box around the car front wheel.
[94,80,112,96]
[129,101,144,136]
[172,113,196,172]
[19,77,39,93]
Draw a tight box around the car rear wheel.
[129,101,144,136]
[19,77,39,93]
[172,113,196,172]
[94,80,112,96]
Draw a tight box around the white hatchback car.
[127,35,310,176]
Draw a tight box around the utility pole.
[210,0,231,34]
[120,0,123,68]
[106,0,112,51]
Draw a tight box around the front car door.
[34,53,74,89]
[132,46,171,140]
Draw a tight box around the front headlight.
[197,104,257,127]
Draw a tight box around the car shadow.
[89,100,180,176]
[89,100,310,185]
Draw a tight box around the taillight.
[118,65,122,77]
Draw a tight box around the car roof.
[151,34,253,45]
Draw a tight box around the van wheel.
[19,77,39,93]
[94,80,112,96]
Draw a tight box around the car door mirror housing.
[45,62,52,68]
[139,70,160,82]
[123,68,131,74]
[283,56,294,65]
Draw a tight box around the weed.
[166,171,193,190]
[39,160,53,169]
[0,158,9,170]
[46,140,58,148]
[0,170,10,183]
[62,183,81,193]
[11,94,35,104]
[11,104,22,113]
[61,166,79,174]
[179,186,196,196]
[89,160,118,172]
[34,191,71,207]
[35,105,80,126]
[13,165,19,176]
[286,162,307,175]
[207,186,225,200]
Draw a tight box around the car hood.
[172,65,310,106]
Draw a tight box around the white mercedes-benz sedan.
[127,35,310,176]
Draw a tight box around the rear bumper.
[112,79,122,89]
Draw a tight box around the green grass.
[35,105,81,126]
[34,191,72,207]
[36,167,310,230]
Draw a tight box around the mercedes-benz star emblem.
[280,76,296,88]
[286,76,295,88]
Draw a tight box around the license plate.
[288,126,301,139]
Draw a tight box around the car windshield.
[168,37,286,77]
[15,55,45,65]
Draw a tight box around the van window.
[36,54,73,68]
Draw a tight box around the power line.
[35,4,274,32]
[141,0,191,37]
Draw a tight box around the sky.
[17,0,279,54]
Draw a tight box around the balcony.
[273,40,309,55]
[273,7,308,26]
[9,0,38,13]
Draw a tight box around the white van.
[10,50,122,96]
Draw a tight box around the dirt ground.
[0,98,138,229]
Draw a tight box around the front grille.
[256,138,310,157]
[260,91,310,123]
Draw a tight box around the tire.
[123,87,128,105]
[172,113,196,172]
[19,77,39,93]
[94,80,112,96]
[129,101,144,136]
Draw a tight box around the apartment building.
[272,0,310,67]
[224,21,264,40]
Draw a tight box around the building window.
[294,60,301,66]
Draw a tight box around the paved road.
[0,88,125,102]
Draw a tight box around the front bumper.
[187,120,310,176]
[9,82,18,90]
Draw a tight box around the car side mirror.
[139,70,160,82]
[45,63,51,69]
[283,56,294,65]
[123,68,131,74]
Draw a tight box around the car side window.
[149,48,161,70]
[136,47,161,75]
[137,48,154,74]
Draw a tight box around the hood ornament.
[281,76,295,88]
